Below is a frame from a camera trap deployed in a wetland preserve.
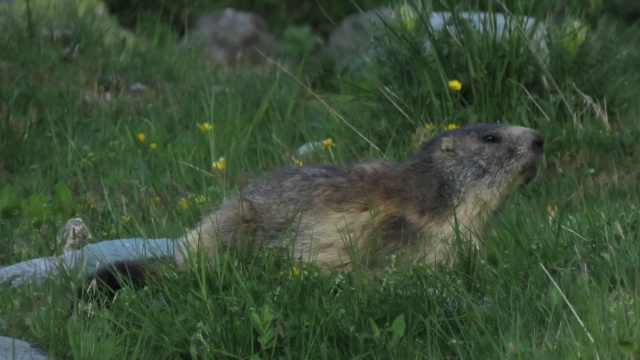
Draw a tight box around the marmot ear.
[440,137,456,152]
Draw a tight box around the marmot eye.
[482,135,500,143]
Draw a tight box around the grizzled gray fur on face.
[176,124,544,271]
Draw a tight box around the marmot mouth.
[520,161,541,185]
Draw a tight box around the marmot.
[81,124,543,303]
[175,123,544,271]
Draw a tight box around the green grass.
[1,0,640,358]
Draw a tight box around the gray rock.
[0,238,174,287]
[0,336,48,360]
[324,7,396,70]
[181,8,279,68]
[129,82,148,92]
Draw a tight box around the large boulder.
[324,7,396,70]
[181,8,279,68]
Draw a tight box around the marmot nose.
[530,132,544,154]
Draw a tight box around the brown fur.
[176,124,544,272]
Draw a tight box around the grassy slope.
[1,1,639,358]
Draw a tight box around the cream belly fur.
[175,124,544,272]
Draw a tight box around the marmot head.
[412,124,544,193]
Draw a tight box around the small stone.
[129,82,148,92]
[296,141,323,155]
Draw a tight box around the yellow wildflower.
[180,198,189,209]
[195,195,206,204]
[547,204,555,214]
[448,80,462,91]
[293,159,303,166]
[197,123,213,132]
[425,123,436,131]
[212,157,226,171]
[445,124,458,130]
[289,266,301,278]
[137,133,146,142]
[122,215,131,223]
[90,202,97,209]
[152,196,161,205]
[322,138,334,149]
[150,142,157,150]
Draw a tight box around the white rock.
[0,238,174,287]
[0,336,49,360]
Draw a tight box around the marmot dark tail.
[77,260,150,306]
